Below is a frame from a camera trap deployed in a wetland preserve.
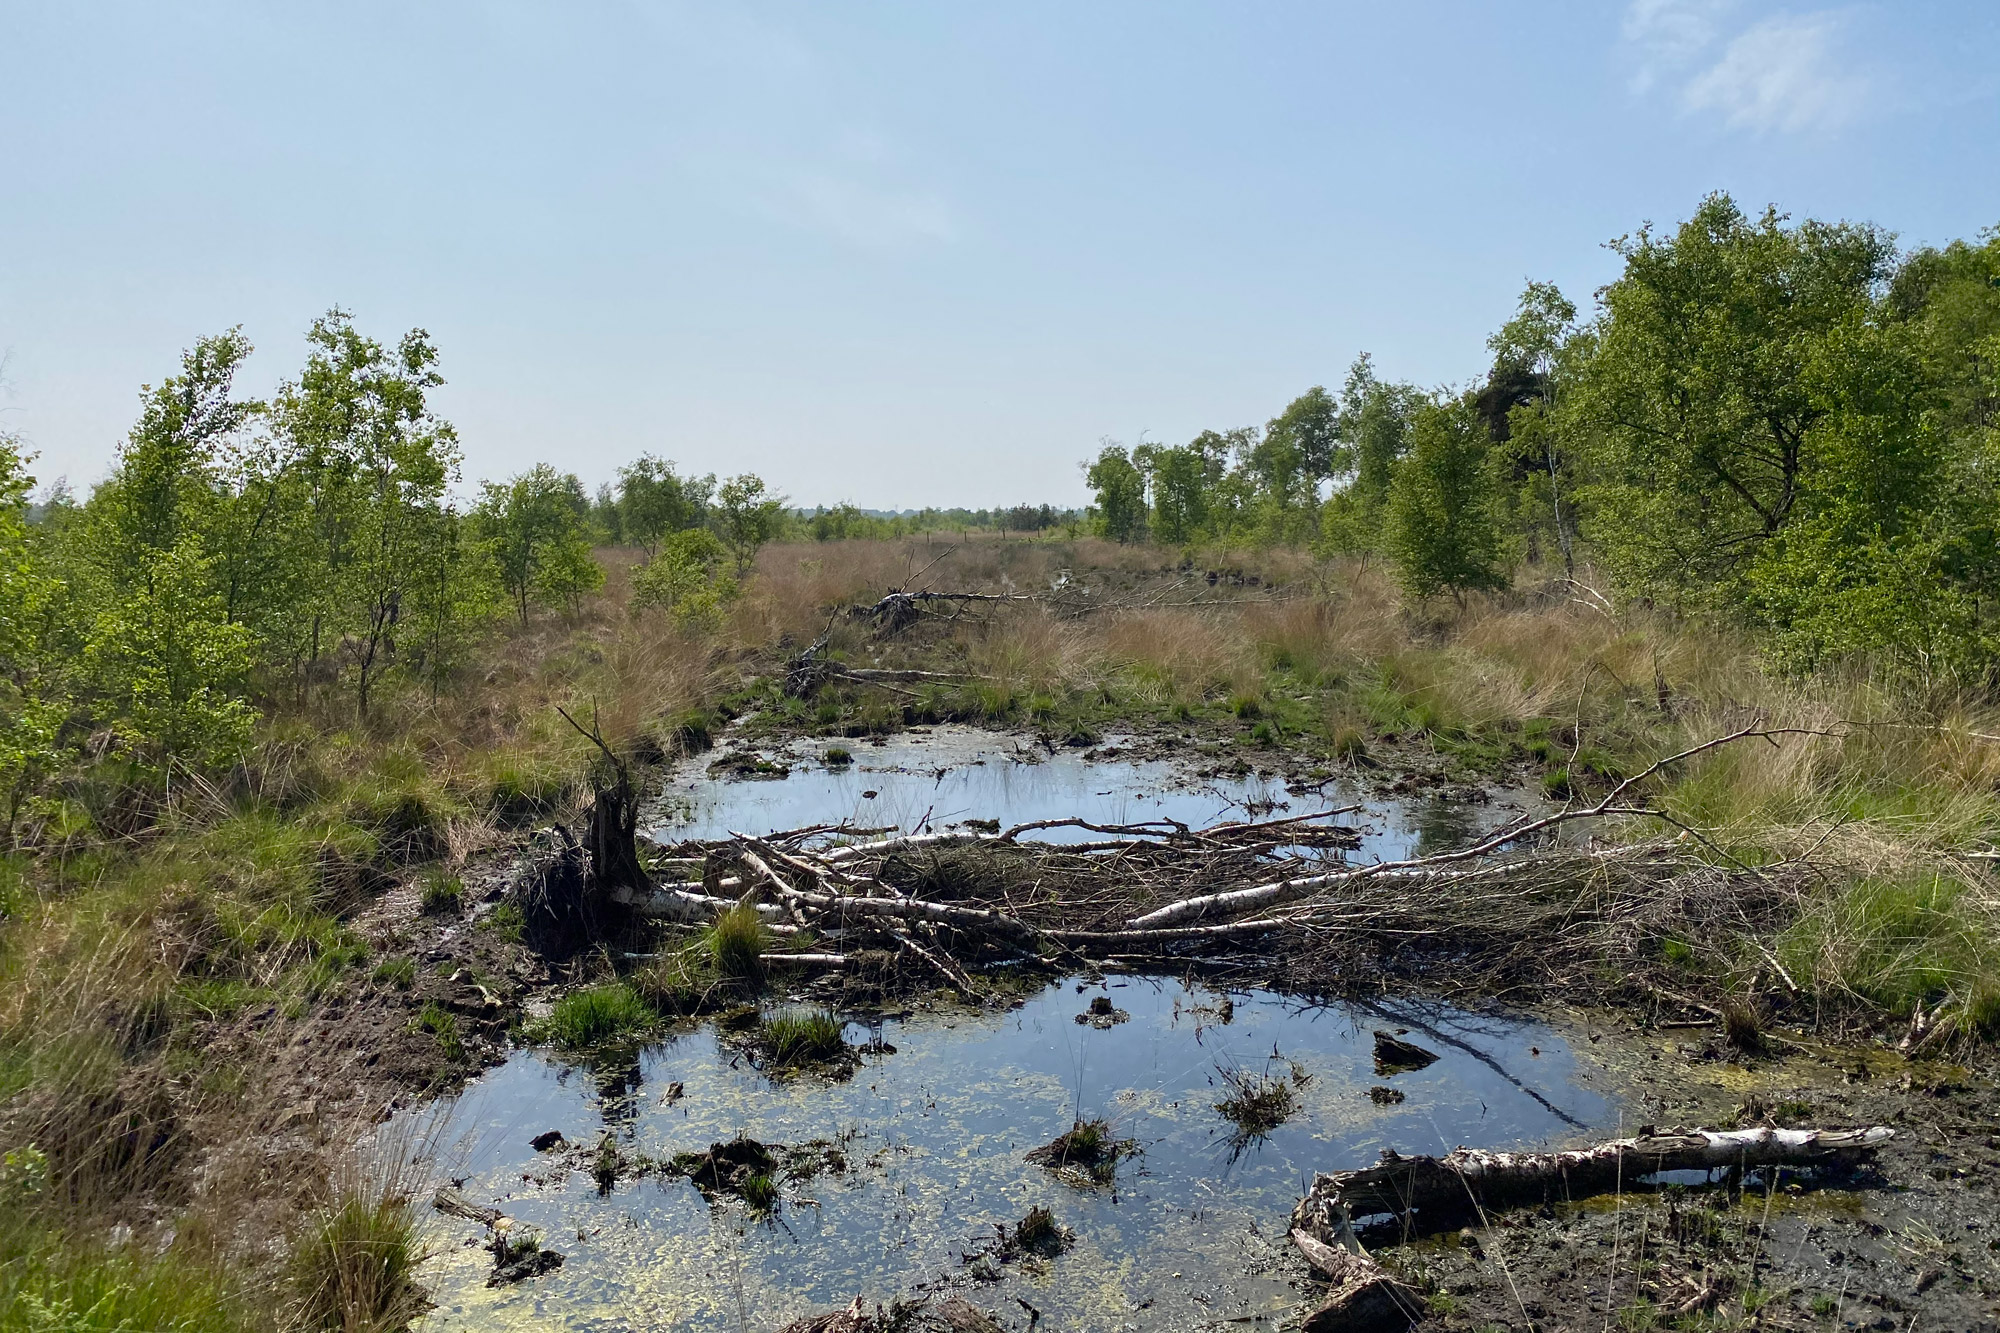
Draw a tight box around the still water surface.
[419,979,1617,1331]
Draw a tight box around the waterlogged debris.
[486,1228,564,1287]
[529,1130,565,1152]
[1289,1229,1419,1333]
[1292,1125,1897,1237]
[998,1204,1074,1261]
[1372,1030,1439,1075]
[707,751,792,781]
[669,1135,777,1199]
[1026,1117,1135,1186]
[781,1296,1004,1333]
[666,1132,852,1207]
[1215,1061,1307,1139]
[1074,995,1129,1028]
[1368,1085,1406,1105]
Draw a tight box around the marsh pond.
[408,728,1630,1330]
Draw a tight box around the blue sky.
[1,1,1995,507]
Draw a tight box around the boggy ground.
[1365,1031,2000,1333]
[9,535,2000,1330]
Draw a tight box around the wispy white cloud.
[1623,0,1735,89]
[1621,1,1874,133]
[1681,12,1869,132]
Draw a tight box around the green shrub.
[538,983,656,1050]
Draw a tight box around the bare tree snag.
[556,705,650,895]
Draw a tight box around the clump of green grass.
[538,983,657,1051]
[412,1002,463,1063]
[1025,1117,1134,1185]
[418,871,463,916]
[284,1186,427,1332]
[487,901,525,944]
[738,1171,778,1212]
[1777,871,2000,1038]
[705,905,770,981]
[0,1224,245,1333]
[760,1009,848,1066]
[1213,1064,1302,1138]
[824,746,852,766]
[372,957,416,991]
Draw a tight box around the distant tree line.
[1084,193,2000,679]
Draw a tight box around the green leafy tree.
[1386,396,1505,603]
[1085,443,1148,543]
[0,437,65,842]
[617,455,714,558]
[89,329,258,575]
[1245,387,1339,542]
[713,474,787,574]
[1481,282,1581,572]
[271,311,469,714]
[1134,435,1228,545]
[85,535,255,775]
[1574,194,1896,606]
[472,464,605,624]
[631,528,734,628]
[1319,354,1419,555]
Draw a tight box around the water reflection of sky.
[418,978,1617,1331]
[646,725,1511,863]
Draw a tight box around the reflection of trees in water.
[1412,799,1481,856]
[1360,997,1589,1130]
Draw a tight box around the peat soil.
[193,713,2000,1331]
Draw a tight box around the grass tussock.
[705,905,770,981]
[759,1009,848,1066]
[537,983,657,1051]
[1213,1067,1303,1138]
[1025,1117,1134,1185]
[282,1138,431,1333]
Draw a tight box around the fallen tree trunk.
[1292,1126,1894,1235]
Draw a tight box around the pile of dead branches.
[591,726,1825,1012]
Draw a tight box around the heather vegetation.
[0,193,1996,1328]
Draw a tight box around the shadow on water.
[418,978,1619,1331]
